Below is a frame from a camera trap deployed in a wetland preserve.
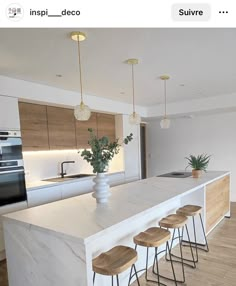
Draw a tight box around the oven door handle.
[0,169,24,175]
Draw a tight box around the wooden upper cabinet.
[19,103,116,151]
[19,102,49,151]
[47,106,76,150]
[97,113,116,141]
[75,112,97,149]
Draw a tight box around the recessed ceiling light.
[56,74,62,78]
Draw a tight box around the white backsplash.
[23,149,124,182]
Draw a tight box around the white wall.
[146,111,236,202]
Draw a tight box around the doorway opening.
[140,123,147,179]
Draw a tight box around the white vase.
[92,173,111,203]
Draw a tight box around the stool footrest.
[152,269,185,284]
[166,253,197,268]
[181,240,209,252]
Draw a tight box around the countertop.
[4,171,229,243]
[26,171,125,191]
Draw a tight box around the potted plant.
[185,154,211,178]
[80,128,133,203]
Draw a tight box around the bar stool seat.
[92,245,140,285]
[159,214,188,229]
[134,227,171,247]
[176,205,202,216]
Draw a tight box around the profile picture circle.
[6,3,24,21]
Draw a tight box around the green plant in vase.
[185,153,211,178]
[80,128,133,203]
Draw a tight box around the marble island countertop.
[4,171,229,244]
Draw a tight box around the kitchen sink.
[157,171,192,178]
[66,174,94,179]
[43,174,94,182]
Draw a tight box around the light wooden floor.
[0,203,235,286]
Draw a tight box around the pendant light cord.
[131,64,135,113]
[164,79,167,117]
[77,36,83,103]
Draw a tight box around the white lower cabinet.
[27,173,126,208]
[27,186,62,208]
[61,179,94,199]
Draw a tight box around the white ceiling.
[0,28,236,107]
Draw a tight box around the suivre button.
[172,3,211,21]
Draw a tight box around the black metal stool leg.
[145,247,149,281]
[178,227,186,283]
[166,241,178,286]
[165,228,175,261]
[133,264,141,286]
[200,213,209,252]
[116,275,119,286]
[93,272,96,284]
[185,224,196,268]
[155,247,160,285]
[128,264,134,285]
[192,216,199,262]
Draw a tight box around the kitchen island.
[3,171,230,286]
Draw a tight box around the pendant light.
[71,32,91,121]
[127,58,141,125]
[160,75,170,129]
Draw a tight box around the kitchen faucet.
[60,161,75,178]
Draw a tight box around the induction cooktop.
[157,171,192,178]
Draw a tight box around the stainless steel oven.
[0,130,23,164]
[0,131,26,207]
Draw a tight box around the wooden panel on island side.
[97,113,116,141]
[75,112,97,149]
[19,102,49,151]
[47,106,76,150]
[206,175,230,233]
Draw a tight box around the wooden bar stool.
[159,214,196,284]
[92,245,140,286]
[176,205,209,263]
[131,227,177,286]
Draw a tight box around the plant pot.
[92,173,111,203]
[192,169,202,178]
